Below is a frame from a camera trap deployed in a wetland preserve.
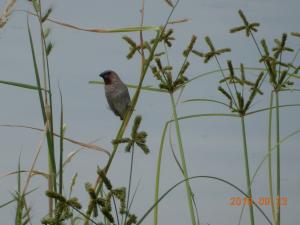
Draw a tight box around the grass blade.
[153,122,168,225]
[0,80,47,91]
[27,17,57,212]
[59,86,64,195]
[246,104,300,116]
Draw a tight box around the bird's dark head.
[99,70,114,85]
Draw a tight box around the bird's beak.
[99,72,105,79]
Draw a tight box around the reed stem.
[240,116,255,225]
[170,92,197,225]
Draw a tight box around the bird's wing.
[106,92,122,117]
[112,88,131,119]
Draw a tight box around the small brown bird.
[99,70,131,120]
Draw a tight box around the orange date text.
[228,196,287,206]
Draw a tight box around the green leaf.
[0,80,47,91]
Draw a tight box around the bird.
[99,70,131,120]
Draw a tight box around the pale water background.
[0,0,300,224]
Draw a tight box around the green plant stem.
[153,113,237,225]
[37,4,57,207]
[15,157,22,225]
[240,116,255,225]
[268,92,276,223]
[84,3,181,221]
[275,91,281,225]
[37,1,48,104]
[169,92,197,225]
[59,88,64,195]
[153,122,168,225]
[83,29,163,225]
[36,6,56,208]
[124,144,135,225]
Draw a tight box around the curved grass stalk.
[0,170,49,180]
[168,105,299,225]
[280,88,300,92]
[167,120,201,225]
[0,124,110,155]
[252,128,300,180]
[248,128,300,210]
[246,104,300,116]
[166,113,300,189]
[16,10,160,33]
[168,113,240,123]
[153,122,168,225]
[182,98,230,108]
[139,176,273,225]
[238,126,300,225]
[154,112,239,225]
[168,122,184,173]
